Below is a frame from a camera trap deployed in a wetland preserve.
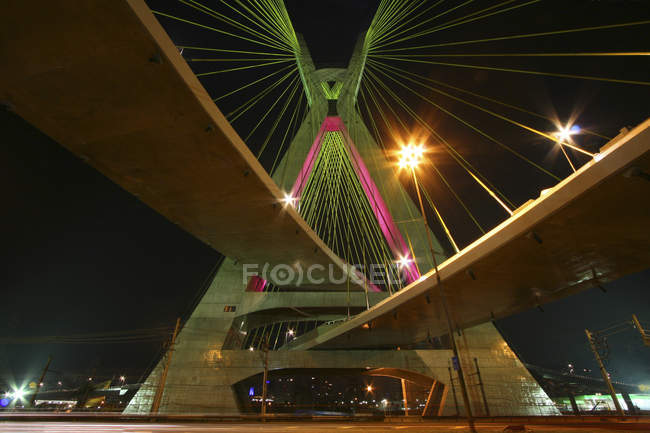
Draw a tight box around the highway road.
[1,422,649,433]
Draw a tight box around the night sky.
[2,0,650,391]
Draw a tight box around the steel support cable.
[419,179,460,253]
[176,45,291,57]
[248,0,289,46]
[276,97,308,186]
[248,0,298,52]
[367,59,594,158]
[359,82,449,272]
[368,59,564,180]
[187,57,293,62]
[367,0,406,46]
[343,114,416,280]
[234,0,297,50]
[426,159,485,234]
[213,62,295,102]
[178,0,293,51]
[383,52,650,58]
[270,87,306,174]
[233,0,296,51]
[256,76,302,158]
[369,0,476,50]
[371,55,650,88]
[151,10,293,52]
[368,0,446,50]
[364,66,516,209]
[262,0,299,51]
[359,80,457,249]
[357,85,426,242]
[231,70,299,137]
[364,73,457,259]
[366,59,610,140]
[360,78,429,226]
[423,0,522,31]
[300,133,396,286]
[195,58,294,77]
[364,68,516,213]
[361,71,480,244]
[227,67,297,121]
[378,0,542,49]
[337,135,400,283]
[369,0,423,47]
[371,20,650,53]
[223,0,290,45]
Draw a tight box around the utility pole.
[151,318,181,414]
[585,328,624,416]
[473,358,490,417]
[411,168,475,432]
[401,378,408,416]
[30,356,52,407]
[261,333,270,420]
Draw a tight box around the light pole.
[398,143,476,432]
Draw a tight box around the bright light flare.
[396,254,412,268]
[398,143,425,169]
[287,329,295,336]
[554,124,580,143]
[366,385,374,392]
[12,388,25,400]
[281,192,297,207]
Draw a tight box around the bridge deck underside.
[289,122,650,349]
[1,0,648,346]
[0,0,356,290]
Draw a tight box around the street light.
[366,385,373,393]
[553,124,581,172]
[398,142,476,432]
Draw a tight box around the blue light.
[248,387,254,396]
[0,398,9,407]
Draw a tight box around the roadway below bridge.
[2,419,650,432]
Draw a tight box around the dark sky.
[2,0,650,390]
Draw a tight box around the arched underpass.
[232,367,447,417]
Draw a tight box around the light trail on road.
[0,422,647,433]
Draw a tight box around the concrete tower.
[125,32,557,417]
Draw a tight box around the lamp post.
[553,124,580,172]
[398,143,476,432]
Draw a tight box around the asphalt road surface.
[0,422,648,433]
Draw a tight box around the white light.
[249,347,254,351]
[554,124,580,143]
[281,192,297,207]
[119,376,126,382]
[594,152,604,162]
[287,329,295,336]
[13,389,25,400]
[396,254,412,268]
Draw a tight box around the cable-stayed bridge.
[2,0,649,419]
